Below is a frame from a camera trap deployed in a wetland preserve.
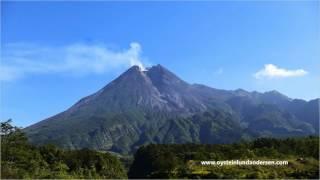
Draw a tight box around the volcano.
[25,65,319,154]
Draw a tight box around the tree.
[1,120,127,179]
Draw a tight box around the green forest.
[129,136,319,179]
[1,120,319,179]
[1,120,126,179]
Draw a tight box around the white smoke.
[128,42,146,71]
[0,42,147,81]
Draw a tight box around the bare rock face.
[24,64,319,154]
[69,65,207,113]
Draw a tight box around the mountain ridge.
[24,64,319,154]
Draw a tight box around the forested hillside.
[1,120,127,179]
[129,136,319,179]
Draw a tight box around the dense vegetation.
[1,119,319,179]
[129,136,319,179]
[1,120,127,179]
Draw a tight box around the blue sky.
[1,1,319,127]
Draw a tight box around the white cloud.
[0,42,147,81]
[254,64,308,79]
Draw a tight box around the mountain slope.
[24,65,319,154]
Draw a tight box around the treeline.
[129,136,319,179]
[1,119,319,179]
[1,120,127,179]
